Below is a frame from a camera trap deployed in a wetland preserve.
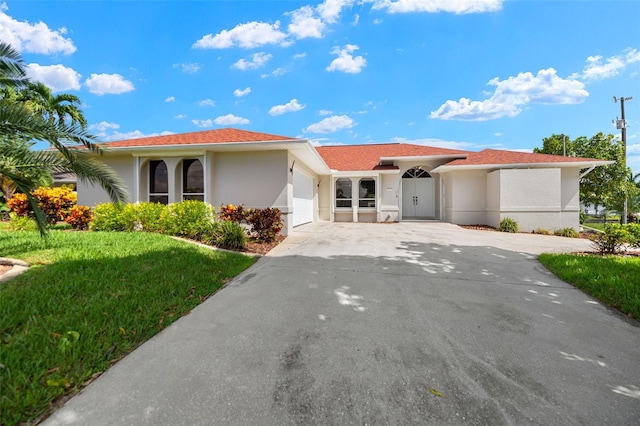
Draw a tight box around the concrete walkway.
[44,222,640,425]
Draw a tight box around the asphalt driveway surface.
[45,223,640,425]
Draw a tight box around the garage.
[292,167,314,226]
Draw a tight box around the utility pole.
[614,96,633,224]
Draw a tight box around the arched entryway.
[402,167,435,219]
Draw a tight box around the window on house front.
[359,179,376,208]
[335,178,352,208]
[149,160,168,204]
[182,159,204,201]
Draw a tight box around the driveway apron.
[44,222,640,426]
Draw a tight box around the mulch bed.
[244,236,286,255]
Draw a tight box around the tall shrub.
[245,207,283,242]
[7,186,77,224]
[159,200,215,240]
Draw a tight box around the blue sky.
[2,1,639,171]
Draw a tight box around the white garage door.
[293,168,314,226]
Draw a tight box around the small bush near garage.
[211,220,247,250]
[533,228,552,235]
[245,207,283,242]
[554,228,579,238]
[590,224,629,255]
[498,217,519,233]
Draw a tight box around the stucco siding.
[445,170,487,225]
[380,174,400,222]
[77,155,135,206]
[212,151,287,208]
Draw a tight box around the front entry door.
[402,167,434,219]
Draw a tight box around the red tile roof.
[102,128,297,148]
[443,149,606,167]
[315,143,469,171]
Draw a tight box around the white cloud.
[574,48,640,81]
[327,44,367,73]
[0,3,76,55]
[317,0,354,23]
[318,109,333,116]
[430,68,588,121]
[287,6,326,39]
[233,87,252,97]
[85,73,135,95]
[261,67,288,78]
[175,114,187,119]
[193,21,288,49]
[173,63,201,74]
[233,52,273,70]
[269,99,306,116]
[494,132,503,137]
[165,96,175,102]
[304,114,354,133]
[213,114,250,125]
[89,121,120,133]
[88,121,174,141]
[26,63,81,92]
[192,119,214,128]
[370,0,503,14]
[373,18,383,24]
[352,13,360,26]
[198,98,216,107]
[293,52,307,59]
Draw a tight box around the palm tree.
[0,41,128,236]
[19,81,88,129]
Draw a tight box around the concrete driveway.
[45,222,640,425]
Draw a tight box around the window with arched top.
[358,178,376,208]
[402,167,432,179]
[183,159,204,201]
[149,160,168,204]
[335,178,352,208]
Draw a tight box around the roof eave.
[432,160,614,174]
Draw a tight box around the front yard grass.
[0,230,257,425]
[538,253,640,320]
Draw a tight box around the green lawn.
[0,230,257,425]
[539,253,640,320]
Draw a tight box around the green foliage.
[533,228,552,235]
[498,217,519,233]
[90,202,136,231]
[534,132,630,214]
[554,227,579,238]
[8,211,37,231]
[539,253,640,320]
[213,220,248,250]
[245,207,283,242]
[0,230,256,425]
[0,41,128,237]
[579,210,587,224]
[590,224,629,255]
[158,200,215,240]
[625,223,640,249]
[133,202,167,232]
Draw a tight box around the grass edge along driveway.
[539,253,640,321]
[0,230,257,426]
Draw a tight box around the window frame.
[149,160,169,204]
[182,158,204,202]
[358,178,376,208]
[335,178,352,208]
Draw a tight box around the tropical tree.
[18,81,88,129]
[534,132,630,215]
[0,41,128,235]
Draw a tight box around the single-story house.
[78,128,611,235]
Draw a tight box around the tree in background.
[0,41,128,235]
[534,132,634,217]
